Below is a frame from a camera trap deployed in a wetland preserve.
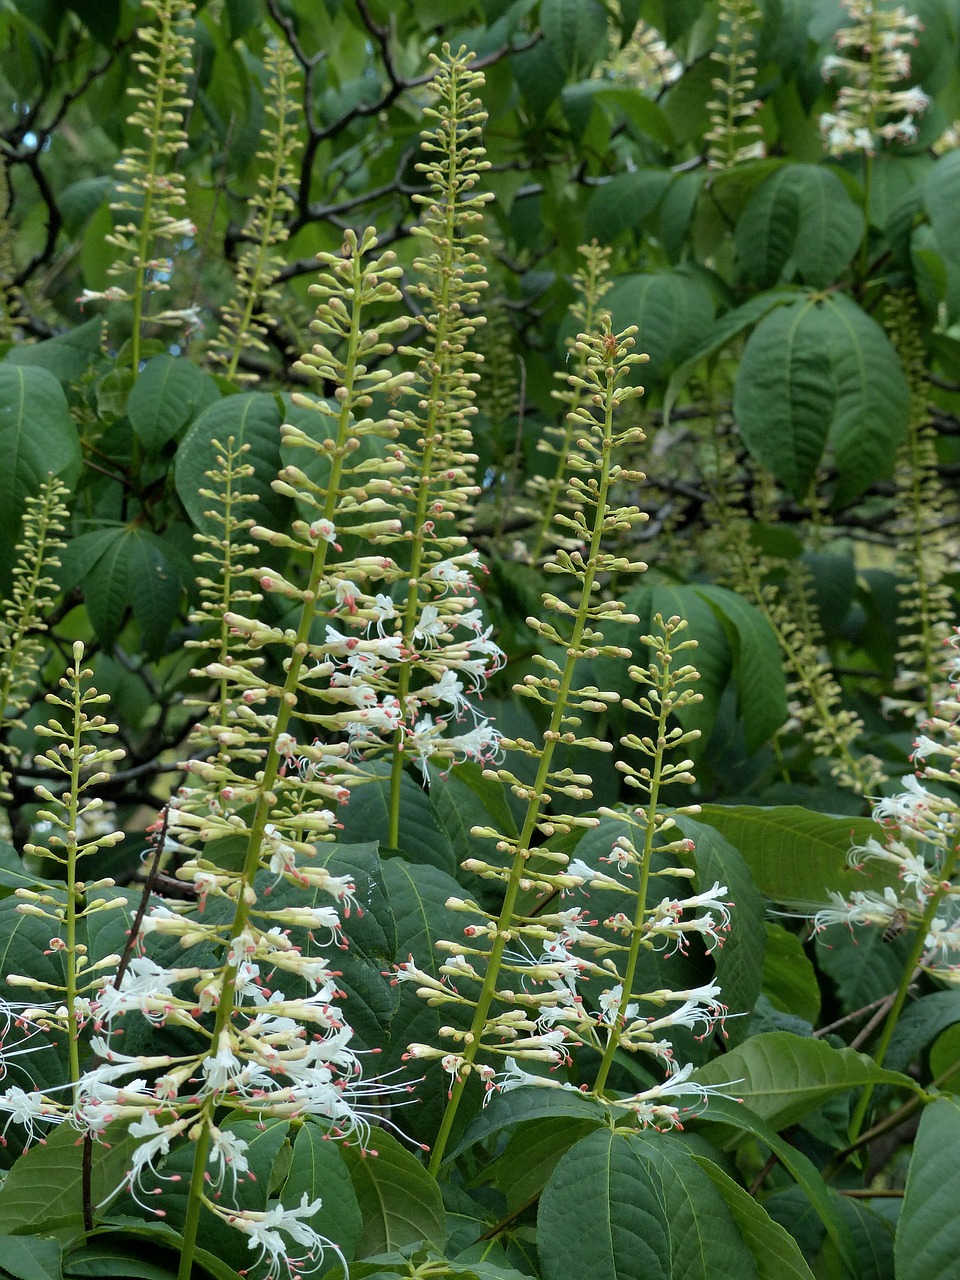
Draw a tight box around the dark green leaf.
[127,355,219,453]
[537,1128,670,1280]
[886,991,960,1074]
[692,585,788,751]
[690,1158,816,1280]
[695,805,899,907]
[895,1097,960,1280]
[733,295,909,503]
[0,1234,62,1280]
[626,1134,760,1280]
[605,271,715,385]
[540,0,608,75]
[762,923,820,1025]
[341,1130,445,1257]
[282,1123,363,1263]
[174,392,288,534]
[735,164,864,288]
[0,366,81,541]
[4,318,103,383]
[677,817,765,1045]
[585,170,671,242]
[449,1086,609,1161]
[0,1122,139,1236]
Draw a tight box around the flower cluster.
[813,630,960,984]
[93,0,199,363]
[819,2,930,155]
[705,0,766,169]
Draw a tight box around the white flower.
[225,1192,336,1280]
[309,518,338,545]
[0,1086,62,1149]
[207,1125,252,1197]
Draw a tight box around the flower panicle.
[0,474,70,801]
[401,320,734,1170]
[811,629,960,984]
[705,0,767,169]
[528,241,616,562]
[92,0,197,365]
[884,292,955,722]
[6,642,126,1096]
[208,40,302,383]
[819,2,930,155]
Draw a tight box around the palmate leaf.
[280,1122,363,1264]
[733,293,909,503]
[735,164,864,289]
[604,270,715,385]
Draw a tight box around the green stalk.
[591,670,672,1096]
[428,352,620,1173]
[63,679,85,1096]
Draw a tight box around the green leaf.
[733,294,909,503]
[484,1117,604,1211]
[0,1122,140,1236]
[127,355,219,454]
[60,527,185,652]
[690,1158,816,1280]
[816,926,912,1011]
[89,1222,245,1280]
[925,149,960,270]
[450,1086,610,1161]
[691,1031,918,1130]
[677,817,765,1045]
[692,585,788,751]
[0,842,52,892]
[663,290,794,424]
[338,766,455,873]
[695,804,899,908]
[585,170,671,243]
[626,1134,760,1280]
[605,271,715,385]
[540,0,608,75]
[340,1130,445,1257]
[260,842,396,1053]
[282,1123,363,1263]
[762,923,821,1025]
[735,164,864,288]
[692,1098,855,1271]
[174,392,288,534]
[64,1235,178,1278]
[0,1235,62,1280]
[895,1097,960,1280]
[591,85,675,146]
[4,318,103,383]
[0,366,81,541]
[537,1129,670,1280]
[886,991,960,1073]
[380,858,483,1146]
